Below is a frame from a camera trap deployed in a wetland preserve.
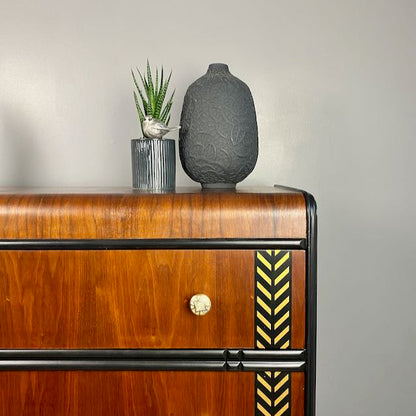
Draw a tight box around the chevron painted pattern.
[255,250,292,416]
[255,372,291,416]
[255,250,292,350]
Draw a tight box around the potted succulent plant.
[131,61,180,190]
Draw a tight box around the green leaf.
[136,67,151,114]
[159,67,164,96]
[160,88,175,122]
[131,69,141,95]
[132,69,149,120]
[133,91,145,135]
[166,88,175,104]
[147,60,154,95]
[136,67,148,92]
[160,101,172,123]
[154,71,171,119]
[135,80,149,115]
[146,60,156,114]
[155,67,159,97]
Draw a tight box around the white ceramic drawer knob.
[189,294,211,316]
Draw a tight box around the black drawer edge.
[227,361,305,372]
[0,359,227,371]
[0,349,306,372]
[227,349,305,361]
[0,359,306,372]
[0,238,306,250]
[0,349,227,360]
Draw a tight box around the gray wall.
[1,1,415,414]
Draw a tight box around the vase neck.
[207,63,230,75]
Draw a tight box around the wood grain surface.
[0,250,255,348]
[292,372,306,416]
[292,250,306,349]
[0,249,305,349]
[0,371,305,415]
[0,371,255,416]
[0,187,306,239]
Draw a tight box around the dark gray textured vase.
[179,63,258,188]
[131,138,175,191]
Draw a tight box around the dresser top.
[0,186,308,239]
[0,186,301,195]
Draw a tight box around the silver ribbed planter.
[131,138,176,191]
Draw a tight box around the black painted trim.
[0,349,306,372]
[0,349,226,360]
[0,360,306,372]
[227,349,305,361]
[227,361,305,372]
[0,360,227,371]
[0,238,306,250]
[304,191,317,416]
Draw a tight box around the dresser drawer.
[0,249,305,349]
[0,371,305,416]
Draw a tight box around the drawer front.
[0,371,304,416]
[0,249,305,349]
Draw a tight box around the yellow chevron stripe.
[274,266,290,286]
[257,402,270,416]
[274,252,290,271]
[257,266,272,285]
[257,326,272,344]
[266,371,272,378]
[257,374,272,392]
[274,371,281,378]
[257,252,272,271]
[257,311,272,330]
[274,281,290,301]
[257,296,272,315]
[274,311,290,331]
[257,388,272,406]
[274,374,289,392]
[274,388,289,406]
[274,296,289,315]
[257,340,265,349]
[257,281,272,300]
[266,249,281,256]
[274,326,289,344]
[281,340,290,349]
[276,402,289,416]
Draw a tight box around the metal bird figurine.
[142,115,181,139]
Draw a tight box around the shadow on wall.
[0,105,41,186]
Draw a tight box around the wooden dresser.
[0,186,316,416]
